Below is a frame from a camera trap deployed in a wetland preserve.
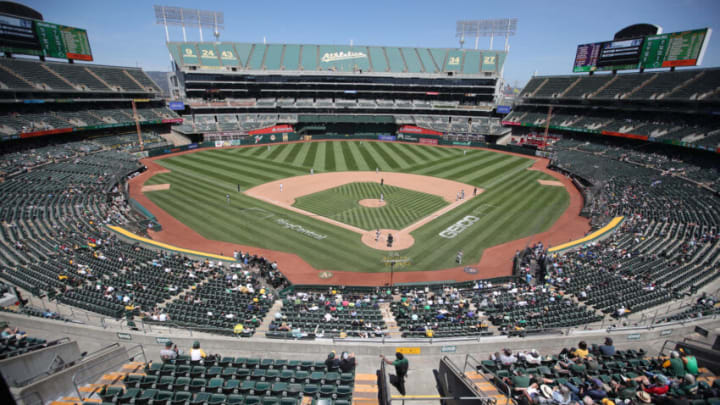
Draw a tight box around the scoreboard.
[640,28,710,69]
[0,14,93,61]
[35,21,92,61]
[573,28,710,73]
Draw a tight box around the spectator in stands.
[596,337,615,357]
[610,379,638,401]
[519,349,542,366]
[671,373,698,397]
[339,351,357,373]
[1,326,24,339]
[574,341,590,359]
[325,351,339,370]
[160,341,178,362]
[634,373,670,396]
[381,352,409,395]
[189,341,206,361]
[663,351,686,377]
[499,348,518,366]
[679,348,698,376]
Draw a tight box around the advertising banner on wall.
[378,134,397,141]
[248,125,294,135]
[398,125,444,136]
[420,138,439,145]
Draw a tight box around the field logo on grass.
[276,218,327,240]
[439,215,479,239]
[382,252,411,268]
[319,271,333,279]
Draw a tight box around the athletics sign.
[321,51,367,63]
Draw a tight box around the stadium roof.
[167,41,506,76]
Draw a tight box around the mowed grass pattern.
[145,141,570,273]
[293,182,447,230]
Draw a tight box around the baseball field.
[141,140,570,273]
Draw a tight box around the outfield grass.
[293,182,448,231]
[144,141,569,273]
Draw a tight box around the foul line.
[106,225,236,261]
[548,216,624,253]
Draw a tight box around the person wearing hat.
[381,352,409,395]
[636,391,652,404]
[325,351,339,370]
[160,340,178,362]
[671,373,698,397]
[340,351,357,373]
[189,341,206,361]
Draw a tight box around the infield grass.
[293,182,447,231]
[144,141,569,273]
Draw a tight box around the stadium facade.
[166,41,511,142]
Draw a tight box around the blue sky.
[21,0,720,86]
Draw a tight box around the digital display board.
[596,38,644,71]
[572,28,710,72]
[0,14,92,61]
[640,28,710,68]
[573,42,603,72]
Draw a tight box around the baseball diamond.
[140,140,573,274]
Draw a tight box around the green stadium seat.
[98,385,124,402]
[239,380,255,393]
[133,388,158,405]
[236,368,251,379]
[223,378,240,393]
[208,394,227,404]
[227,394,244,404]
[156,375,174,390]
[124,374,143,387]
[155,390,173,403]
[206,366,223,377]
[222,367,238,378]
[279,370,294,381]
[171,391,191,405]
[336,385,352,398]
[191,392,211,405]
[138,375,158,389]
[280,399,297,405]
[266,369,280,380]
[319,384,336,397]
[174,376,191,390]
[254,380,271,394]
[189,377,206,392]
[244,395,261,405]
[303,383,319,395]
[265,380,285,394]
[207,377,224,391]
[116,387,140,404]
[262,396,280,405]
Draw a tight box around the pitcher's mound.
[359,199,386,208]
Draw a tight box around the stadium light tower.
[456,18,518,51]
[153,5,224,42]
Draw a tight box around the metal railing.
[464,354,514,405]
[71,343,146,401]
